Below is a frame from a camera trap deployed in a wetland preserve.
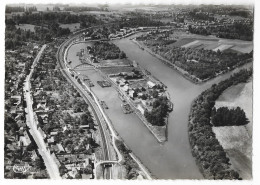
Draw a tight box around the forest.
[188,68,252,179]
[211,107,249,127]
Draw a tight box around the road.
[24,44,62,179]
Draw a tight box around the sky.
[4,0,255,5]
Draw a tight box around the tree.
[119,51,126,59]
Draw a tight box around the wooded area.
[211,106,249,126]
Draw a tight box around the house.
[56,143,65,153]
[50,131,58,136]
[137,92,143,97]
[47,136,55,145]
[147,81,156,88]
[50,143,65,154]
[129,90,137,99]
[17,120,26,128]
[10,95,21,106]
[19,130,31,147]
[79,125,90,129]
[122,85,129,92]
[118,81,124,87]
[137,104,145,115]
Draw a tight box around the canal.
[67,35,252,179]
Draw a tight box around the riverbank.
[63,38,153,179]
[132,39,203,84]
[132,38,252,84]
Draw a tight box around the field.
[15,24,35,32]
[168,31,253,54]
[212,79,252,179]
[179,38,252,53]
[171,38,196,47]
[100,66,136,75]
[99,58,132,66]
[59,23,81,32]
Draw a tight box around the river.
[67,34,252,179]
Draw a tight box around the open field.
[212,79,252,179]
[99,58,132,66]
[100,66,136,75]
[215,79,253,133]
[171,38,196,47]
[168,31,253,53]
[15,24,35,32]
[59,23,81,32]
[179,38,252,53]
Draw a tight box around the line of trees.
[188,68,252,179]
[115,139,140,179]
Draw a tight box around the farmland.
[171,36,252,54]
[212,79,252,179]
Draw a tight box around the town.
[4,2,253,181]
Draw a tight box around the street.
[24,44,62,179]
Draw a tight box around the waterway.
[67,34,252,179]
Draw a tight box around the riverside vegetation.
[188,68,252,179]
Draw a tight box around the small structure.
[137,104,145,115]
[147,81,156,88]
[129,90,137,99]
